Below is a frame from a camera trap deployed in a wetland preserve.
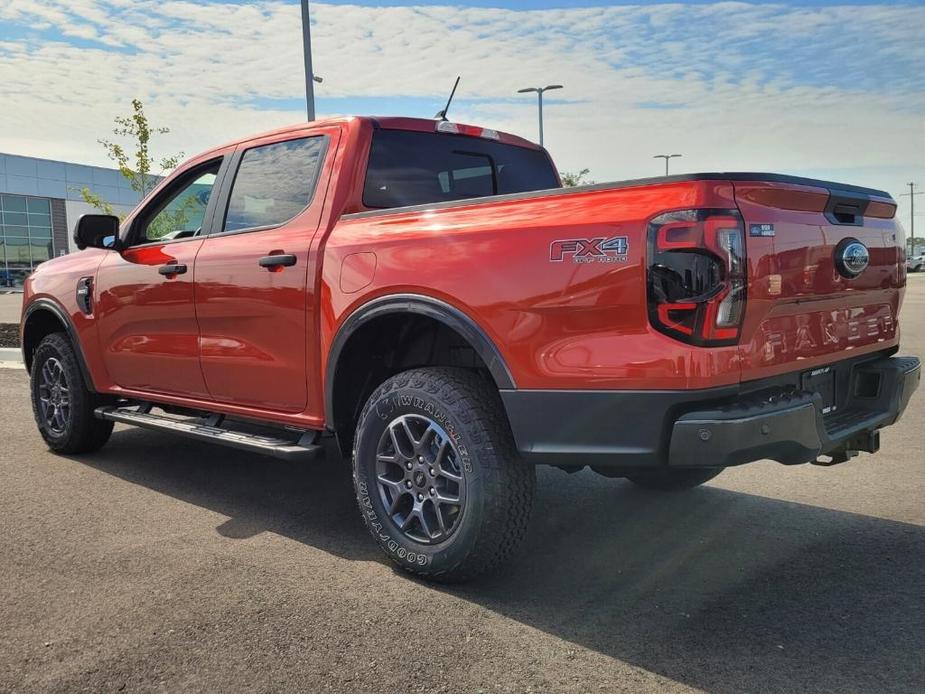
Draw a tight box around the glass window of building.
[0,194,54,288]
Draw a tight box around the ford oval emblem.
[835,238,870,278]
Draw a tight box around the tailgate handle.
[831,204,860,225]
[825,189,869,226]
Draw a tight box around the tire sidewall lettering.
[356,471,434,568]
[388,393,473,474]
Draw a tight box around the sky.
[0,0,922,227]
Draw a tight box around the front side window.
[223,136,326,233]
[137,163,220,243]
[363,129,560,209]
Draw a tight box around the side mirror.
[74,214,121,251]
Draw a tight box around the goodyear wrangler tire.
[30,332,113,454]
[352,367,535,582]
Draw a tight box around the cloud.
[0,0,922,215]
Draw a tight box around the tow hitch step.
[94,405,323,461]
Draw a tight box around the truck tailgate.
[733,179,903,382]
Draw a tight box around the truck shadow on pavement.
[78,428,924,694]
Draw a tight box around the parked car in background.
[907,254,924,273]
[18,116,921,582]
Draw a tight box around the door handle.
[259,254,297,270]
[158,263,187,276]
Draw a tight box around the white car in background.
[908,255,925,273]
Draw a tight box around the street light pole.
[653,153,682,176]
[900,182,923,254]
[538,89,544,147]
[517,84,563,147]
[300,0,316,121]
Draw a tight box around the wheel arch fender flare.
[21,298,97,392]
[324,293,515,428]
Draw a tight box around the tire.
[625,467,723,491]
[30,332,113,454]
[352,367,535,583]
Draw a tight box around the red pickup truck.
[20,116,920,581]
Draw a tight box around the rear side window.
[223,136,326,232]
[363,130,559,209]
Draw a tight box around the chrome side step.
[94,405,323,461]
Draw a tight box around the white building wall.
[0,152,144,207]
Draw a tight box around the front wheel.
[625,467,723,491]
[30,333,113,454]
[352,367,535,582]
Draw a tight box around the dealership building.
[0,152,141,288]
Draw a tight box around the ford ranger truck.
[20,116,920,582]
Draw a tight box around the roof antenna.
[434,76,460,121]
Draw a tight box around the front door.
[95,157,226,396]
[194,130,336,412]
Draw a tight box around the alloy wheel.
[38,356,70,435]
[375,414,466,544]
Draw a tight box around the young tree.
[79,188,115,217]
[80,99,183,218]
[560,168,594,187]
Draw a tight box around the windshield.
[363,129,560,209]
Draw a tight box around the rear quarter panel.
[322,181,743,391]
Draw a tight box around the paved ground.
[2,279,924,693]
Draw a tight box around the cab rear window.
[363,129,559,209]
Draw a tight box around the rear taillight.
[647,209,746,346]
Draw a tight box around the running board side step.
[94,405,323,461]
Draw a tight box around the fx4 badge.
[549,236,629,263]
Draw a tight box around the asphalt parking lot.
[1,279,924,693]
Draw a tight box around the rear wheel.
[352,367,535,582]
[625,467,723,491]
[30,333,113,454]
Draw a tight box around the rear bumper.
[500,354,920,468]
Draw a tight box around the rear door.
[193,127,338,413]
[734,180,902,382]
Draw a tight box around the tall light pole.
[517,84,562,147]
[653,153,682,175]
[300,0,322,121]
[900,182,922,253]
